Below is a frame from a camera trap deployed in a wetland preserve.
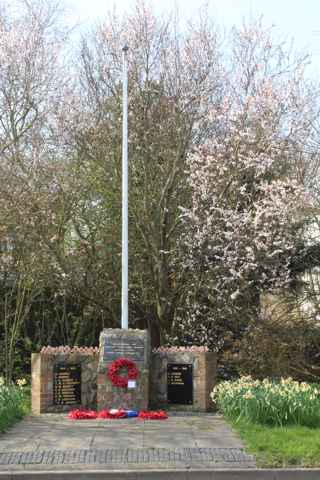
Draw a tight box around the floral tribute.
[138,410,168,420]
[98,409,127,419]
[68,408,167,420]
[68,409,98,420]
[107,357,139,388]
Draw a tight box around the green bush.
[211,376,320,427]
[0,378,30,432]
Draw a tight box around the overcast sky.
[65,0,320,78]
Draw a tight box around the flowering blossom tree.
[170,21,317,349]
[172,142,307,349]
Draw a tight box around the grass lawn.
[230,419,320,467]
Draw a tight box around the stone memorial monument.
[97,328,150,411]
[31,340,217,414]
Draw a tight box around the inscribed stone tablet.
[167,363,193,405]
[103,336,145,363]
[53,363,81,405]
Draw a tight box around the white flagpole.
[121,44,129,329]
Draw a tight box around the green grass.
[213,377,320,467]
[230,419,320,467]
[0,385,30,433]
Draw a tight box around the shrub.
[211,376,320,427]
[0,378,30,432]
[236,296,320,382]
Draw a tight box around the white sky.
[65,0,320,78]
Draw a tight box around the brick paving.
[0,447,254,466]
[0,414,256,469]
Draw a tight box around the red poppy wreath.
[107,357,139,388]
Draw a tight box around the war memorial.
[31,328,217,414]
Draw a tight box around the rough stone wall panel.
[150,351,217,412]
[31,353,98,414]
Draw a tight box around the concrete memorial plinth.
[97,328,150,411]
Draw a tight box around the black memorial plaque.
[53,363,81,405]
[167,363,193,405]
[103,337,145,363]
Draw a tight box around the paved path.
[0,413,255,470]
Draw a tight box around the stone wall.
[150,351,217,412]
[97,329,150,411]
[31,352,98,414]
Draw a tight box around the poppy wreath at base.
[68,409,97,420]
[98,409,127,419]
[107,357,139,388]
[138,410,168,420]
[67,408,168,420]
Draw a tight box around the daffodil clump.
[0,377,29,432]
[211,376,320,427]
